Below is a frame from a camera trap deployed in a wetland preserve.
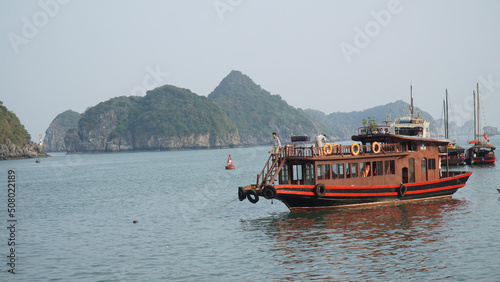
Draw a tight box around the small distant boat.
[225,155,235,170]
[465,83,496,165]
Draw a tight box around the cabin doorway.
[421,157,428,181]
[402,167,408,184]
[409,158,415,183]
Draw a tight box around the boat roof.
[351,133,452,146]
[469,142,496,149]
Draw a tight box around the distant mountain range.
[45,70,443,152]
[434,118,499,137]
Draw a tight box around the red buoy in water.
[225,155,235,170]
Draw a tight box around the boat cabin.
[272,133,448,188]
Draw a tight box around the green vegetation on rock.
[131,85,237,138]
[209,70,324,144]
[0,104,31,146]
[74,84,239,151]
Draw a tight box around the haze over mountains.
[43,70,448,152]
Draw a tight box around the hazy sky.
[2,0,500,141]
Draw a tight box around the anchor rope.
[202,197,238,218]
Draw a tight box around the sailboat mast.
[443,99,446,139]
[410,84,414,117]
[473,90,476,140]
[477,83,480,140]
[445,89,449,139]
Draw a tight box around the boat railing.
[283,143,398,158]
[256,150,286,187]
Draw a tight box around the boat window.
[372,161,383,176]
[338,163,345,179]
[280,164,289,184]
[399,142,407,152]
[409,158,415,183]
[305,163,314,185]
[331,164,338,179]
[292,165,303,181]
[361,162,371,177]
[350,163,358,178]
[384,160,395,175]
[428,159,436,170]
[324,164,330,180]
[317,164,324,180]
[409,142,418,152]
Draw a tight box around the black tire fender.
[238,186,246,201]
[247,189,259,204]
[263,185,277,199]
[399,184,407,197]
[314,183,327,197]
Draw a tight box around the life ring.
[372,142,381,154]
[286,145,294,156]
[399,184,407,197]
[263,185,277,199]
[246,189,259,204]
[314,183,327,197]
[323,143,333,155]
[238,186,246,201]
[351,143,360,156]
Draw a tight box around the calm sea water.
[1,135,499,281]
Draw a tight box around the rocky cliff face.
[62,85,240,153]
[0,139,48,160]
[64,108,239,152]
[44,110,80,152]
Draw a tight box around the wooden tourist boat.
[238,131,472,211]
[465,83,496,165]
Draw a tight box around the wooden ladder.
[256,149,286,187]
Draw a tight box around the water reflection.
[246,199,469,280]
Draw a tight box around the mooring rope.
[202,197,238,218]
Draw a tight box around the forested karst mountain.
[0,103,48,160]
[44,110,80,152]
[208,70,328,145]
[66,85,239,152]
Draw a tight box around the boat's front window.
[332,164,338,179]
[279,164,289,184]
[317,164,330,181]
[338,163,345,179]
[292,164,302,183]
[305,163,314,185]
